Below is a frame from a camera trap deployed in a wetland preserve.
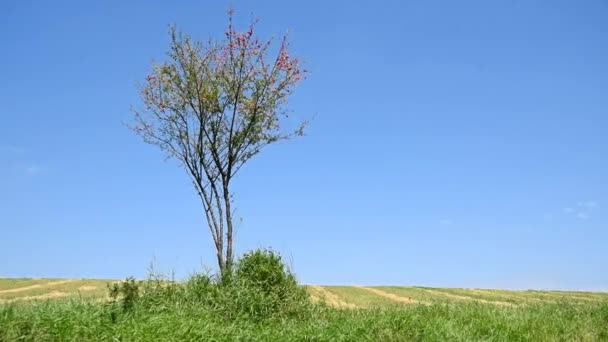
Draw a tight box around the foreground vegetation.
[1,251,607,341]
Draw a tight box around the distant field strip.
[525,290,606,302]
[0,279,109,303]
[466,288,607,304]
[0,280,74,294]
[1,278,606,308]
[78,286,98,291]
[417,287,516,306]
[1,291,69,303]
[308,286,356,308]
[355,286,429,305]
[463,288,555,304]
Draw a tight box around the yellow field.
[1,278,606,308]
[307,285,608,308]
[0,278,112,304]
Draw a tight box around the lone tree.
[132,10,307,277]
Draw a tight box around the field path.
[419,288,515,306]
[78,286,97,291]
[0,280,75,294]
[1,291,69,303]
[308,286,357,309]
[466,289,556,304]
[523,291,605,303]
[355,286,430,305]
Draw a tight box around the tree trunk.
[223,182,234,275]
[216,250,225,276]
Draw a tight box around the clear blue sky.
[1,0,606,290]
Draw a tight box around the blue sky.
[1,0,607,290]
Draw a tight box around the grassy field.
[1,277,607,341]
[3,278,607,307]
[0,278,111,303]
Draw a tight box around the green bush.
[185,272,213,300]
[104,248,312,323]
[212,248,312,321]
[234,249,296,294]
[108,276,139,312]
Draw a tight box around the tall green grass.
[1,250,607,341]
[2,298,607,341]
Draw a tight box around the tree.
[132,10,307,277]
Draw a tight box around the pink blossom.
[276,46,290,70]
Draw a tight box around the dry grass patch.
[0,291,69,303]
[0,280,74,295]
[78,286,98,292]
[355,286,430,305]
[307,286,357,309]
[0,279,111,301]
[417,287,516,306]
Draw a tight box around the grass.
[1,273,607,341]
[1,295,607,341]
